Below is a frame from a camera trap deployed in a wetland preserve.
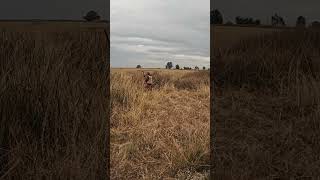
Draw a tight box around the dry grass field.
[111,69,210,179]
[212,26,320,179]
[212,25,291,49]
[0,21,108,32]
[0,22,109,179]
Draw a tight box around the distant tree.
[203,66,206,70]
[176,64,180,69]
[195,66,199,70]
[83,10,101,21]
[136,65,142,68]
[281,19,285,26]
[271,14,277,26]
[211,9,223,24]
[235,16,242,24]
[235,16,260,25]
[296,16,306,27]
[272,14,286,26]
[166,62,173,69]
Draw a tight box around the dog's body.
[143,72,153,90]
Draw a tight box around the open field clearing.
[212,25,292,49]
[0,22,109,179]
[212,29,320,179]
[111,69,210,179]
[0,20,108,32]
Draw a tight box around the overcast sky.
[0,0,108,20]
[213,0,320,25]
[111,0,210,68]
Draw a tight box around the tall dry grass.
[111,70,210,179]
[212,29,320,179]
[0,29,109,179]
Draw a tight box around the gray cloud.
[0,0,109,20]
[111,0,210,68]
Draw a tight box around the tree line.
[136,62,208,70]
[211,9,319,28]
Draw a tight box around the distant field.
[111,68,196,73]
[0,20,108,32]
[212,25,289,49]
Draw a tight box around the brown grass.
[0,28,109,179]
[212,25,286,50]
[212,29,320,179]
[111,69,210,179]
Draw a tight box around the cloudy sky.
[0,0,108,20]
[111,0,210,68]
[213,0,320,25]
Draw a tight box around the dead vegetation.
[0,29,109,179]
[212,30,320,179]
[111,70,210,179]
